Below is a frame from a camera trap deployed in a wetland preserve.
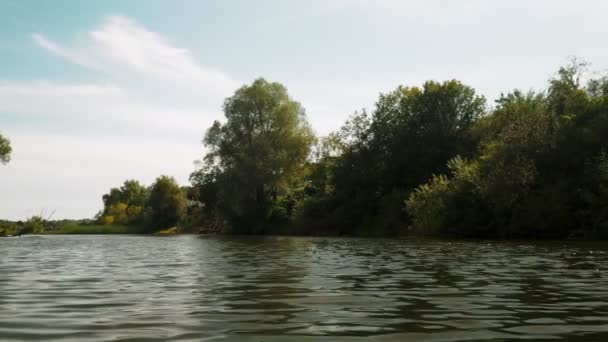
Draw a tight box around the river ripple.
[1,235,608,341]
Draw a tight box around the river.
[1,235,608,341]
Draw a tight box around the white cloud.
[91,16,238,92]
[32,15,240,95]
[0,15,243,219]
[20,15,242,138]
[31,33,100,70]
[0,81,218,138]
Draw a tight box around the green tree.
[101,180,149,224]
[0,133,12,165]
[306,80,486,235]
[189,167,223,230]
[407,61,608,239]
[406,157,489,237]
[407,90,559,238]
[102,202,129,225]
[146,175,186,231]
[368,80,486,191]
[193,78,315,233]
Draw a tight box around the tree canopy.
[146,175,186,231]
[407,61,608,239]
[100,180,149,225]
[98,177,185,231]
[0,133,12,165]
[91,61,608,240]
[293,80,486,235]
[192,78,315,233]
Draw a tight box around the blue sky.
[1,0,608,219]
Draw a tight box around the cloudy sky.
[1,0,607,220]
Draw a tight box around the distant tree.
[102,180,149,208]
[193,78,316,233]
[101,180,149,224]
[102,203,129,225]
[146,175,186,230]
[0,133,12,165]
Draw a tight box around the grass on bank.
[155,227,179,235]
[49,224,183,235]
[46,224,137,234]
[1,217,189,236]
[0,227,17,237]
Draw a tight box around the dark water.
[1,235,608,341]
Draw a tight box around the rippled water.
[1,235,608,341]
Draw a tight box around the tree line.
[97,176,186,233]
[31,60,608,238]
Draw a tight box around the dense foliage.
[0,133,11,165]
[292,80,486,235]
[190,78,315,234]
[98,177,186,232]
[21,61,606,239]
[100,180,150,225]
[146,176,186,231]
[187,62,608,239]
[407,62,608,239]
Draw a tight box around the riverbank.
[2,219,606,240]
[45,224,190,235]
[45,224,135,234]
[0,221,141,236]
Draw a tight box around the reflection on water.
[1,235,608,341]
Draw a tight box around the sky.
[1,0,608,220]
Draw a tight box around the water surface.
[1,235,608,341]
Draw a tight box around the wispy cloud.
[0,81,122,96]
[14,14,243,138]
[0,80,215,136]
[31,33,100,70]
[32,15,240,94]
[1,15,243,219]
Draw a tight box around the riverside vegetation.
[2,61,608,239]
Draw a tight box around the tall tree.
[193,78,315,233]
